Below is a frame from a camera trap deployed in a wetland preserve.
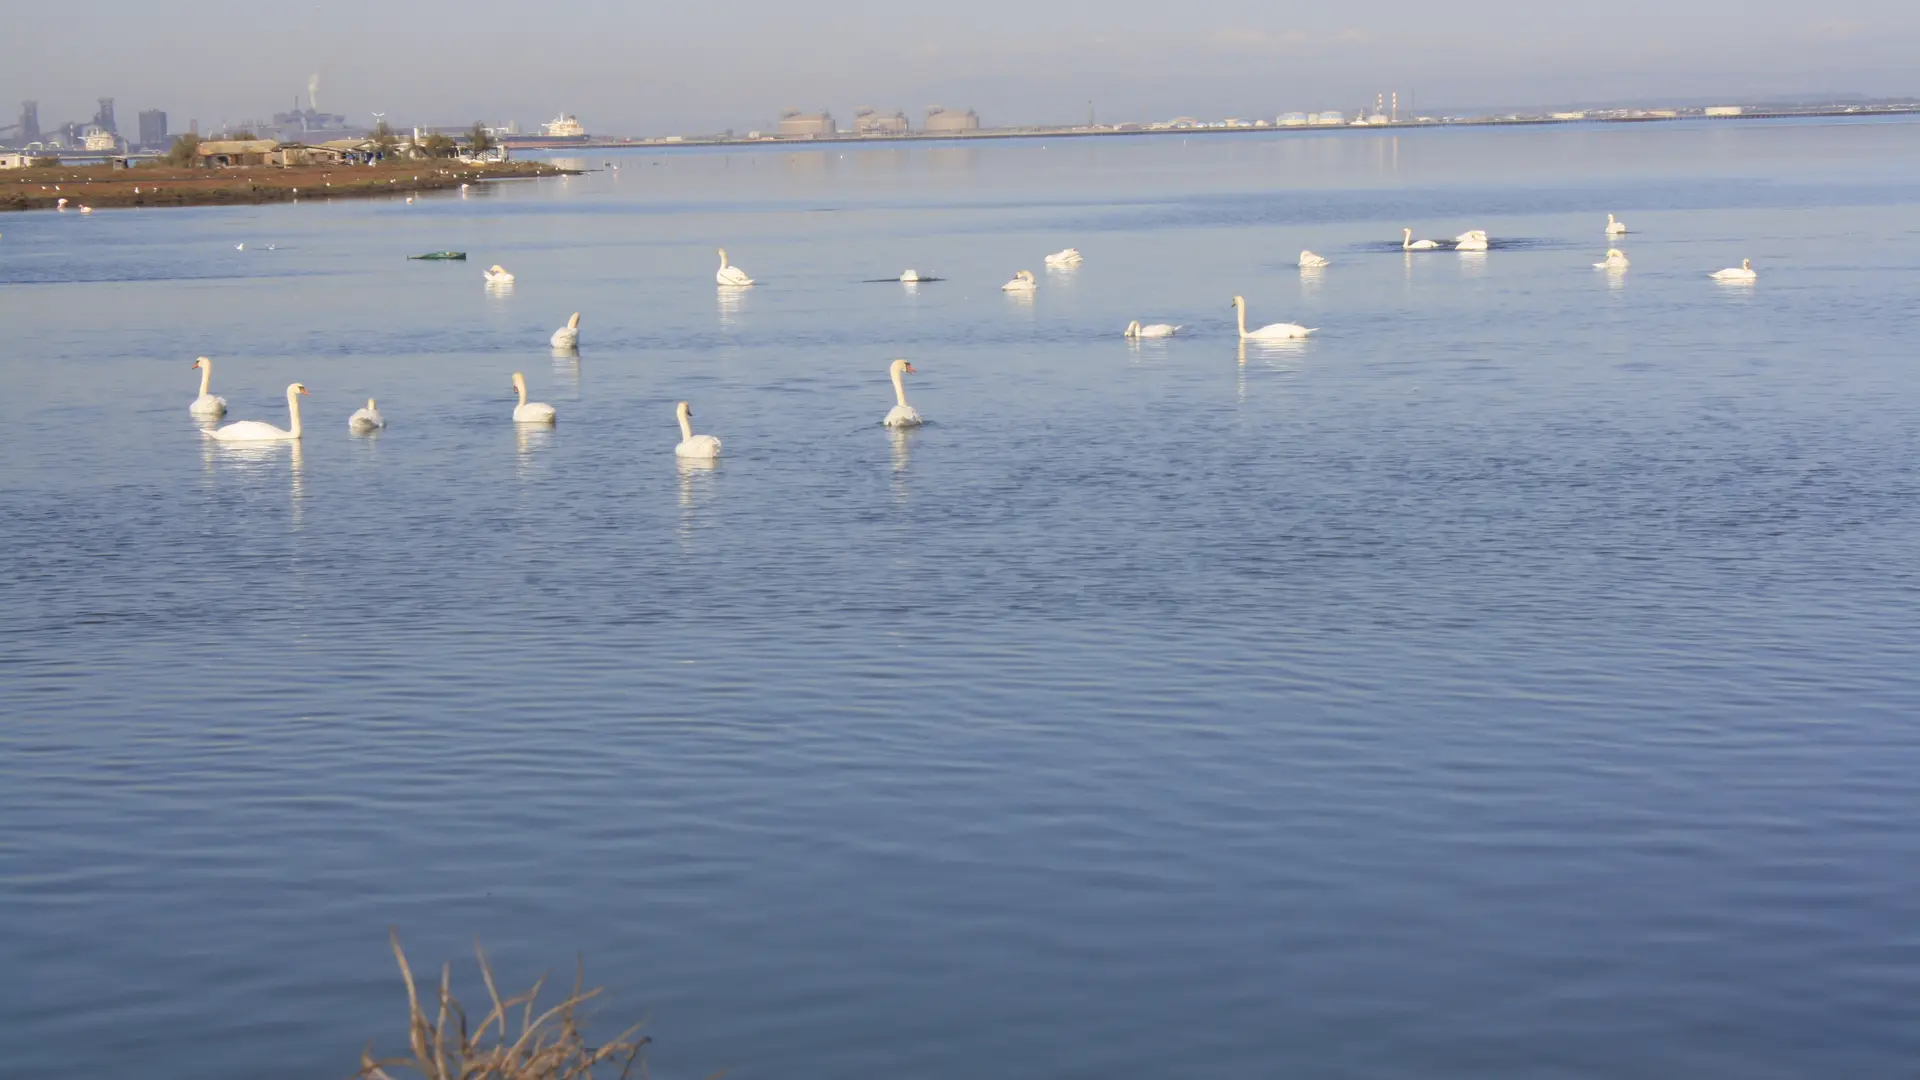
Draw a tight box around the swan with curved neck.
[1002,269,1036,291]
[716,248,754,286]
[550,312,581,349]
[1298,250,1330,268]
[484,264,515,284]
[1594,248,1630,269]
[1044,247,1083,267]
[511,372,556,423]
[349,398,385,431]
[189,357,228,418]
[1454,229,1489,251]
[208,383,307,441]
[1710,258,1756,281]
[1606,213,1628,235]
[883,359,923,428]
[1232,296,1315,340]
[1402,228,1440,250]
[675,401,723,458]
[1124,320,1181,338]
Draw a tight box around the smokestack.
[308,73,321,113]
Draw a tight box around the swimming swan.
[348,398,385,432]
[1002,270,1037,291]
[189,357,228,418]
[1594,248,1630,269]
[484,264,515,284]
[511,371,556,423]
[1403,228,1441,250]
[883,359,924,428]
[550,312,581,349]
[1710,258,1757,281]
[716,248,754,286]
[208,383,307,442]
[1044,248,1083,266]
[1124,320,1181,338]
[1606,213,1628,235]
[1299,250,1330,268]
[675,401,723,458]
[1232,295,1316,340]
[1455,230,1489,251]
[900,269,921,282]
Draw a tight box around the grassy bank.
[1,160,578,212]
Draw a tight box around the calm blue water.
[3,118,1919,1078]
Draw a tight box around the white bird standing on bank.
[1455,230,1489,251]
[1124,320,1181,338]
[188,357,228,419]
[674,401,723,458]
[510,372,556,423]
[1606,213,1628,235]
[882,359,924,428]
[1002,269,1037,291]
[1594,248,1630,269]
[1044,247,1083,267]
[348,398,386,432]
[1402,228,1440,250]
[208,383,307,442]
[56,198,68,211]
[1232,295,1316,340]
[550,312,582,349]
[1710,258,1757,281]
[716,248,754,286]
[1298,250,1330,268]
[484,264,515,284]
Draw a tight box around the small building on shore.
[195,139,280,167]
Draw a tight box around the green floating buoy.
[408,251,468,261]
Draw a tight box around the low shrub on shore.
[358,929,650,1080]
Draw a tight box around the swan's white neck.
[678,408,693,442]
[1234,300,1248,339]
[892,367,910,408]
[515,378,528,407]
[717,249,728,269]
[197,363,212,397]
[285,386,304,439]
[1403,228,1413,250]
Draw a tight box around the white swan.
[1710,258,1757,281]
[1606,213,1628,235]
[511,371,556,423]
[348,398,385,432]
[899,269,921,282]
[550,312,581,349]
[1124,320,1181,338]
[1232,295,1315,339]
[1454,230,1489,251]
[484,264,515,284]
[883,359,923,428]
[1298,250,1330,268]
[56,198,68,211]
[1044,247,1083,267]
[188,357,228,418]
[716,248,754,287]
[208,383,307,442]
[1402,228,1440,251]
[1594,248,1630,269]
[674,401,722,458]
[78,205,92,214]
[235,242,245,251]
[1002,269,1037,291]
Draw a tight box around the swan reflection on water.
[514,423,553,478]
[551,349,581,387]
[888,427,916,505]
[1457,249,1488,276]
[716,286,748,328]
[1299,263,1326,298]
[677,456,719,545]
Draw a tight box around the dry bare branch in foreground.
[357,928,649,1080]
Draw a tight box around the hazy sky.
[8,0,1916,136]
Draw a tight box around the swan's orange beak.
[904,363,917,373]
[297,387,309,395]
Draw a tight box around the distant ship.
[500,113,590,147]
